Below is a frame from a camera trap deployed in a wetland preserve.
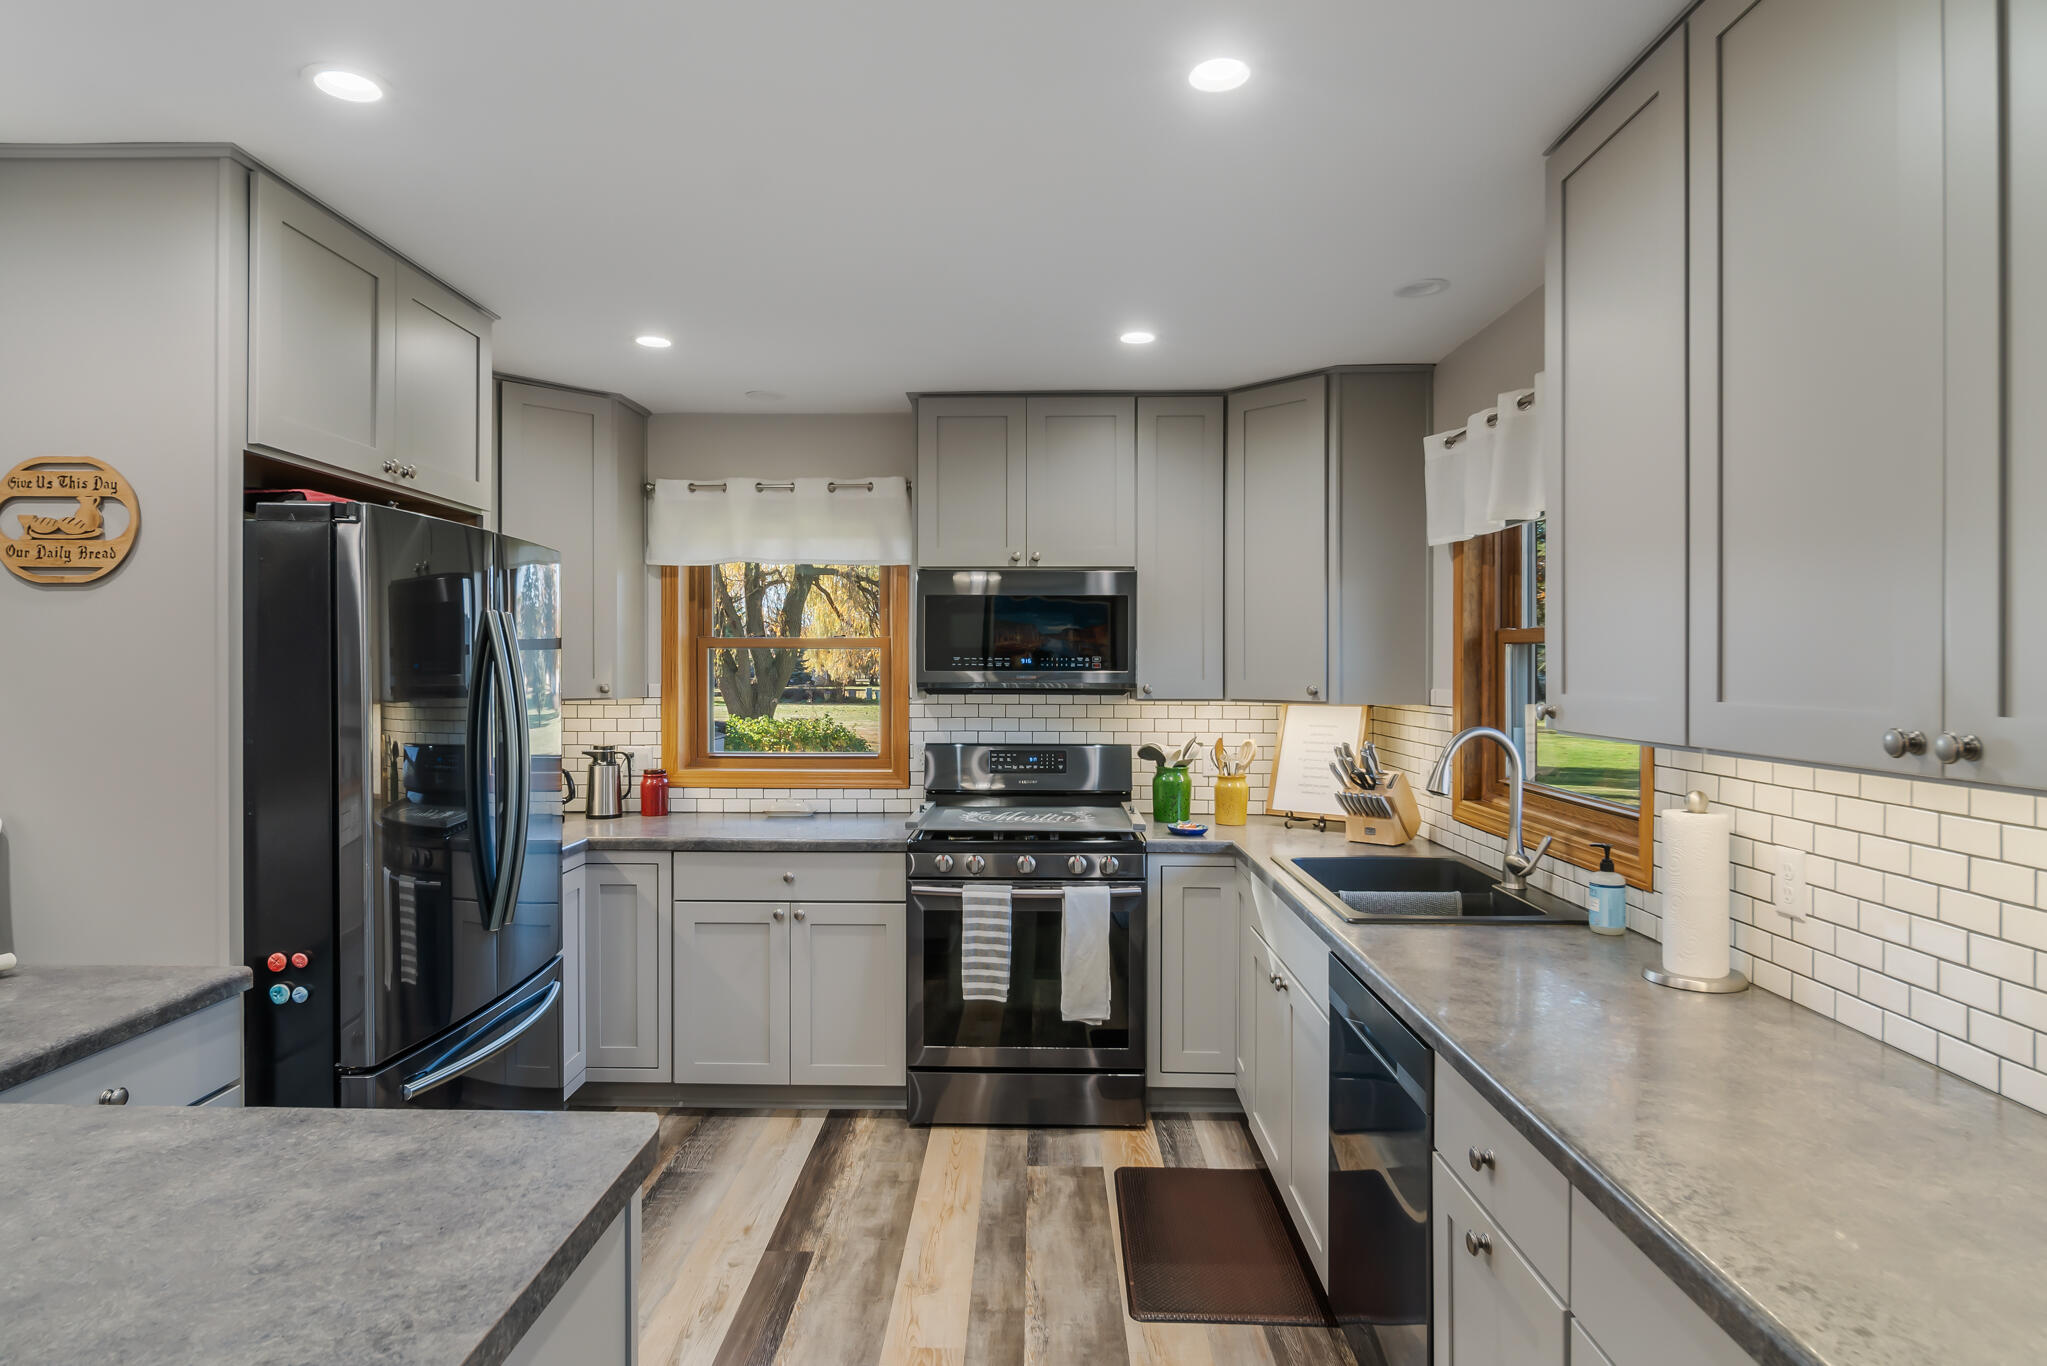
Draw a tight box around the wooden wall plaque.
[0,456,141,585]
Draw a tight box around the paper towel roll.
[1660,805,1733,979]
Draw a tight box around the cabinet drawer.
[1569,1189,1751,1366]
[1432,1154,1568,1366]
[1434,1057,1570,1297]
[676,852,903,903]
[1243,870,1330,1014]
[0,999,241,1106]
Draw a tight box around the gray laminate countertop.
[0,1104,659,1366]
[563,810,913,855]
[0,964,252,1092]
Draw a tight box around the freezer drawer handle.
[398,979,560,1101]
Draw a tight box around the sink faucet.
[1425,726,1555,893]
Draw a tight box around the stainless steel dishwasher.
[1329,957,1432,1366]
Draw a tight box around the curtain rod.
[1441,389,1536,449]
[640,478,910,496]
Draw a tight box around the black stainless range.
[906,743,1147,1126]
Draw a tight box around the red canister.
[638,767,670,817]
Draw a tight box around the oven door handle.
[910,883,1145,899]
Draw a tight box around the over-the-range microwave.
[915,567,1135,693]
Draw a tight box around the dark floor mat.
[1113,1166,1331,1325]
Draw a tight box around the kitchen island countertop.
[0,963,252,1092]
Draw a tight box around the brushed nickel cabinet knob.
[1934,732,1983,765]
[1465,1231,1492,1257]
[1881,728,1928,759]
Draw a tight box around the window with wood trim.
[659,562,910,788]
[1451,521,1655,888]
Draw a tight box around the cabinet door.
[1136,397,1225,699]
[916,396,1027,565]
[611,405,650,700]
[1285,977,1329,1283]
[249,173,398,477]
[1249,934,1294,1182]
[1023,396,1137,566]
[1545,31,1689,747]
[1687,0,1948,774]
[561,864,588,1095]
[790,901,905,1086]
[675,902,790,1085]
[500,383,615,700]
[1432,1156,1568,1366]
[1569,1322,1616,1366]
[1227,376,1329,702]
[394,264,493,511]
[1945,0,2047,788]
[1157,864,1238,1074]
[1236,910,1258,1104]
[585,862,668,1077]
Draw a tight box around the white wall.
[0,157,243,965]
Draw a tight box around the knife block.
[1344,773,1421,846]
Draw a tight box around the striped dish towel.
[960,883,1013,1003]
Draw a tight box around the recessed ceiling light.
[635,335,673,349]
[1395,278,1450,298]
[307,67,383,103]
[1120,330,1157,345]
[1188,58,1250,93]
[744,389,785,403]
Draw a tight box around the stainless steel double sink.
[1279,848,1586,925]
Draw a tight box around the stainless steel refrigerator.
[243,501,566,1108]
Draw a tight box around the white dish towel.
[960,883,1013,1003]
[1060,884,1113,1025]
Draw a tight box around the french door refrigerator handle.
[398,978,560,1101]
[464,614,500,917]
[485,609,529,932]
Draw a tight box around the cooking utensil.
[1139,743,1169,766]
[1178,737,1201,767]
[1330,760,1359,793]
[1362,743,1383,786]
[1236,739,1256,774]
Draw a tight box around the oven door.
[908,881,1145,1070]
[916,568,1135,692]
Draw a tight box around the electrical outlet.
[1774,845,1809,919]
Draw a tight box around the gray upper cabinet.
[1545,30,1689,748]
[1227,372,1430,704]
[1136,397,1225,699]
[499,381,647,701]
[250,173,397,478]
[394,265,493,511]
[1023,396,1137,566]
[916,396,1027,565]
[1687,0,1949,775]
[1944,0,2046,790]
[1227,376,1329,702]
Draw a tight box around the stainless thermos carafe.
[583,745,635,819]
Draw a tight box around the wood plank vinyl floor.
[630,1110,1361,1366]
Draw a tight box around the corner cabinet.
[915,395,1137,567]
[1544,30,1688,748]
[498,381,648,701]
[249,172,493,512]
[1135,397,1226,700]
[1225,371,1431,704]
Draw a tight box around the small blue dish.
[1166,822,1209,837]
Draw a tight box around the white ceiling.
[3,1,1676,413]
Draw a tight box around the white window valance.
[1424,373,1547,546]
[645,475,912,566]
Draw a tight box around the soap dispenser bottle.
[1587,842,1626,935]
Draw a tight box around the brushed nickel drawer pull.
[1468,1146,1496,1172]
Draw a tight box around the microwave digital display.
[921,594,1128,674]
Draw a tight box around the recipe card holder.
[1343,772,1421,847]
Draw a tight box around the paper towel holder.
[1643,788,1752,994]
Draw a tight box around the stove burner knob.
[933,853,954,873]
[966,854,987,875]
[1015,854,1036,874]
[1098,855,1121,876]
[1067,855,1089,875]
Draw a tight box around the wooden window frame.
[658,564,911,788]
[1451,527,1655,890]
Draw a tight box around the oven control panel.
[907,849,1143,880]
[986,748,1067,774]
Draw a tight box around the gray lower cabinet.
[1135,397,1225,700]
[394,264,493,512]
[498,381,648,701]
[1235,912,1330,1286]
[503,1197,638,1366]
[249,172,398,479]
[0,998,241,1105]
[583,860,669,1081]
[561,858,589,1096]
[1431,1155,1568,1366]
[1544,29,1689,748]
[1686,0,1950,774]
[1023,396,1138,567]
[1225,371,1431,704]
[674,901,791,1085]
[1569,1191,1751,1366]
[916,395,1027,565]
[1284,982,1329,1271]
[789,901,907,1086]
[1151,859,1238,1078]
